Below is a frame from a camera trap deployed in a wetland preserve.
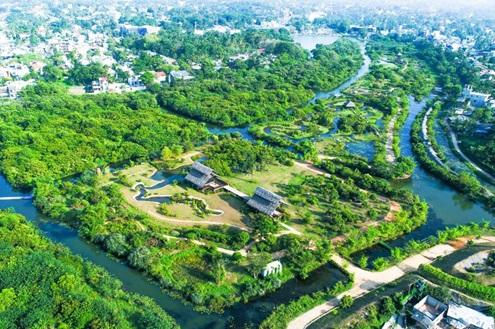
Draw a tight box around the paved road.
[288,242,464,329]
[448,123,495,185]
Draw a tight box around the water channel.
[1,34,494,328]
[0,34,361,329]
[351,96,495,263]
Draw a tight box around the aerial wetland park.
[1,0,495,328]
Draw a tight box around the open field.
[115,163,250,229]
[224,163,314,196]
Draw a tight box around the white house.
[91,77,109,93]
[262,260,282,277]
[168,70,194,83]
[463,85,491,108]
[412,296,447,329]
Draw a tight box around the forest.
[0,83,208,188]
[204,137,292,176]
[0,210,178,329]
[152,32,363,126]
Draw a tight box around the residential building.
[446,303,495,329]
[463,85,491,108]
[411,296,448,329]
[91,77,109,93]
[153,71,167,84]
[168,70,194,83]
[128,76,146,90]
[119,24,160,36]
[411,296,495,329]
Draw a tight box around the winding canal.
[352,96,495,264]
[0,34,363,329]
[1,34,493,329]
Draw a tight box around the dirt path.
[385,114,398,163]
[384,201,401,221]
[422,108,449,168]
[288,237,495,329]
[122,187,251,230]
[294,161,331,177]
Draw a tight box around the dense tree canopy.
[0,210,178,329]
[142,31,363,126]
[0,83,208,188]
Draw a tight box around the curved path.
[422,108,449,168]
[385,114,398,163]
[447,123,495,184]
[288,236,495,329]
[123,187,250,230]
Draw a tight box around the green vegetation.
[341,294,404,329]
[316,160,428,256]
[34,169,334,312]
[0,84,208,188]
[153,32,363,126]
[259,268,353,329]
[411,104,495,210]
[204,137,292,176]
[420,264,495,302]
[283,173,389,237]
[360,222,491,270]
[0,210,178,329]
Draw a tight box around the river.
[3,35,491,328]
[351,96,495,263]
[0,34,364,329]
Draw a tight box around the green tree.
[247,252,272,277]
[340,295,354,308]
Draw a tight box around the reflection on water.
[354,95,495,264]
[346,140,375,160]
[311,42,371,102]
[207,126,254,141]
[293,34,339,51]
[0,172,349,328]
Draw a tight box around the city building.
[412,296,448,329]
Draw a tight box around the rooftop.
[447,303,495,329]
[247,187,283,216]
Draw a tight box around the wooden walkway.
[0,195,33,201]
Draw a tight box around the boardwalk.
[223,185,249,200]
[0,195,33,201]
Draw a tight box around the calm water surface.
[4,37,486,329]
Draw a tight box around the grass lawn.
[224,163,315,196]
[117,163,249,229]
